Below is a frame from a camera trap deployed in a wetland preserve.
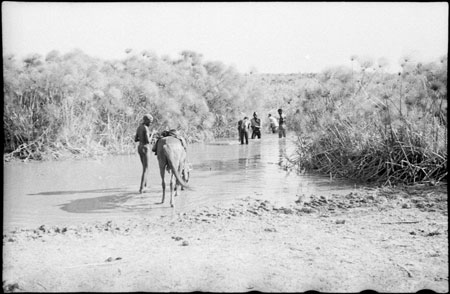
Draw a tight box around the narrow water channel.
[3,134,356,229]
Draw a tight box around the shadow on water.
[28,187,128,196]
[58,191,169,213]
[59,193,135,213]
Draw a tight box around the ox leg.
[160,167,166,204]
[174,181,179,197]
[169,172,174,207]
[181,167,187,191]
[174,169,181,197]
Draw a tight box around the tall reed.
[3,50,262,160]
[290,56,447,185]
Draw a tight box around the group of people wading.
[237,108,287,144]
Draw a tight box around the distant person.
[240,116,251,145]
[268,113,279,134]
[250,112,262,139]
[237,119,243,142]
[134,114,154,193]
[278,108,287,138]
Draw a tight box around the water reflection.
[278,138,287,167]
[238,143,262,170]
[238,145,250,168]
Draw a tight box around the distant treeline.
[3,49,264,159]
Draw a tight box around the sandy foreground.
[2,184,448,292]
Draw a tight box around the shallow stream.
[4,134,358,229]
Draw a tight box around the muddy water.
[3,135,357,230]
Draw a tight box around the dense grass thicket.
[3,49,263,160]
[259,56,447,185]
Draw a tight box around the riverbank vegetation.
[3,50,447,185]
[3,49,262,160]
[279,55,447,185]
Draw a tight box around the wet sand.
[3,185,448,292]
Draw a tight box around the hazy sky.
[2,2,448,73]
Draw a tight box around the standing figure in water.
[240,116,251,145]
[278,108,287,138]
[135,114,154,193]
[268,113,279,134]
[250,112,262,139]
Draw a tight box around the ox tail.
[163,146,189,188]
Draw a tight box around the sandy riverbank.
[2,184,448,292]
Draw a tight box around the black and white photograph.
[2,2,448,292]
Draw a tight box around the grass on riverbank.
[288,57,447,185]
